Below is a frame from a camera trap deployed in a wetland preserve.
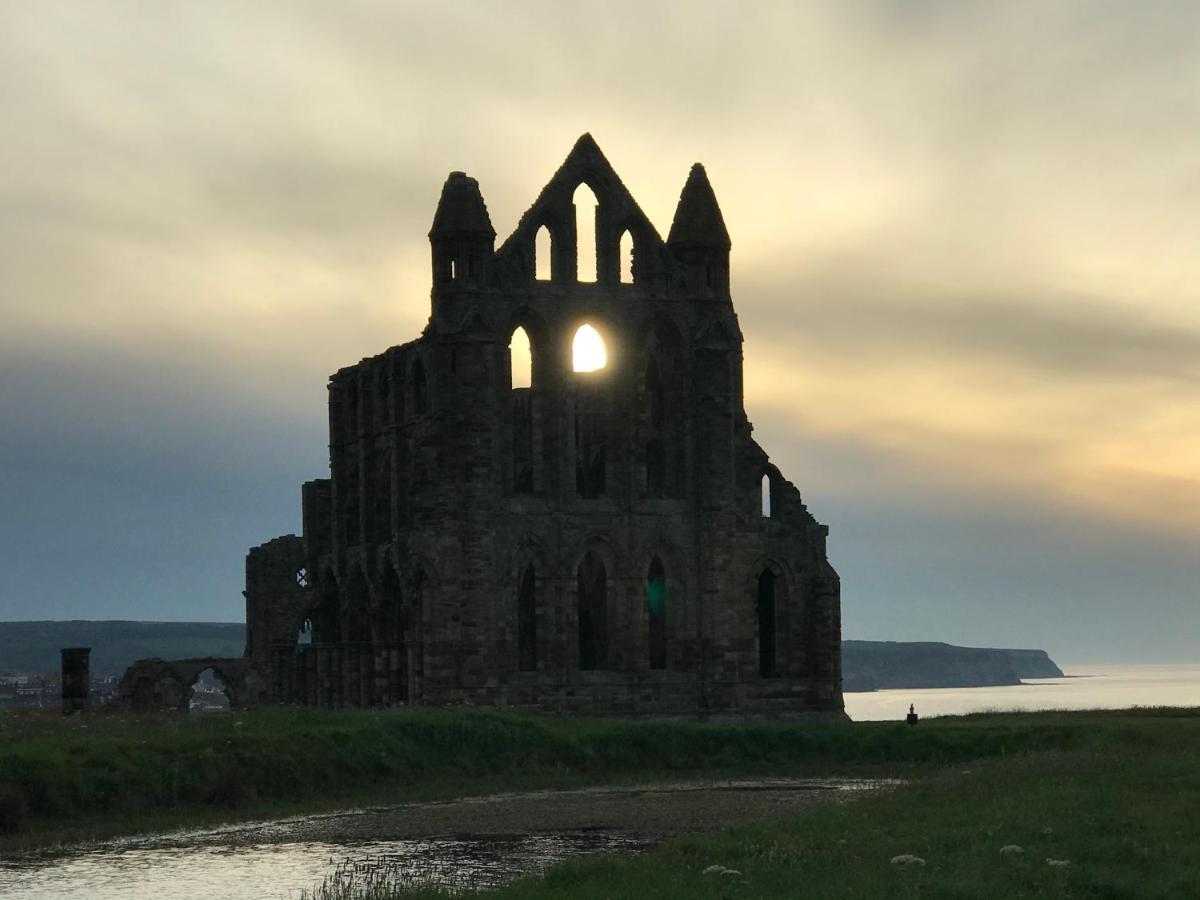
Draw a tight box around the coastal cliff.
[843,641,1064,692]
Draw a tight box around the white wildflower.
[890,854,926,866]
[702,865,743,877]
[1046,858,1071,867]
[999,845,1024,856]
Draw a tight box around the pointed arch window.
[573,183,598,283]
[619,229,634,284]
[647,557,667,669]
[510,326,535,494]
[517,564,537,672]
[645,355,664,426]
[535,225,553,282]
[761,474,772,518]
[577,551,608,670]
[510,326,532,389]
[757,569,777,677]
[572,324,607,373]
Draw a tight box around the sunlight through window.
[572,324,607,373]
[574,184,598,283]
[535,226,552,281]
[510,326,532,389]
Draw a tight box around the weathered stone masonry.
[236,135,843,717]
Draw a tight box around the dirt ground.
[121,778,894,849]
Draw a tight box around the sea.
[843,663,1200,722]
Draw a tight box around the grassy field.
[332,708,1200,900]
[0,703,1100,848]
[4,706,1198,899]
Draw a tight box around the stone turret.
[667,163,731,297]
[429,171,495,297]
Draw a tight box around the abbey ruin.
[122,135,844,718]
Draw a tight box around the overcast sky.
[1,2,1197,663]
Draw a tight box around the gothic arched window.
[647,557,667,669]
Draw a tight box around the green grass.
[5,705,1199,900]
[356,707,1200,900]
[0,704,1104,847]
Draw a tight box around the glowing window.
[535,226,552,281]
[510,326,532,389]
[761,474,772,518]
[619,230,633,284]
[571,324,607,373]
[574,184,598,283]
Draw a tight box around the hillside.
[0,622,1062,690]
[843,640,1064,692]
[0,621,245,676]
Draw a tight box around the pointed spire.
[571,132,602,158]
[667,163,731,250]
[429,171,495,239]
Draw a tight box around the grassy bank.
[2,705,1190,897]
[360,708,1200,900]
[0,704,1113,848]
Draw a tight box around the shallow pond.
[0,778,889,899]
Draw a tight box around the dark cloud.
[747,270,1200,384]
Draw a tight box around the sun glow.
[572,324,607,373]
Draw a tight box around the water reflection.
[315,832,652,895]
[0,833,648,900]
[0,778,882,900]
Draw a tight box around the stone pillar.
[61,647,91,715]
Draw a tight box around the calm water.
[0,832,648,900]
[844,663,1200,721]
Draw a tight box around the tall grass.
[302,709,1200,900]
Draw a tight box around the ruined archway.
[188,667,230,713]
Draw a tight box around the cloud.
[750,270,1200,384]
[0,1,1197,658]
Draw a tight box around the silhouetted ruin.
[122,136,843,718]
